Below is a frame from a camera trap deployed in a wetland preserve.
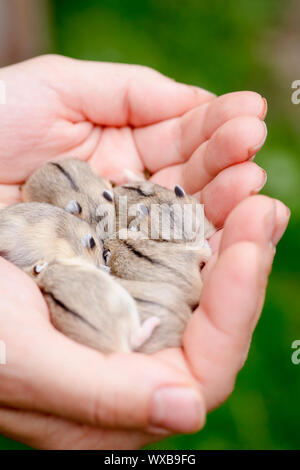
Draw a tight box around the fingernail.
[149,387,205,433]
[271,200,291,245]
[253,169,267,193]
[249,121,267,155]
[260,97,268,120]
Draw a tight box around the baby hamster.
[0,202,105,272]
[34,259,160,353]
[117,278,192,353]
[113,181,215,244]
[103,235,211,308]
[22,158,114,227]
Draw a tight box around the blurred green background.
[0,0,299,450]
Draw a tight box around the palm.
[0,55,287,450]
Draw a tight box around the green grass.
[1,0,299,450]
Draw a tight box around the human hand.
[0,195,289,449]
[0,55,288,449]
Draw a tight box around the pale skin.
[0,55,290,449]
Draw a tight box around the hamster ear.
[174,185,186,198]
[65,200,82,215]
[33,261,48,275]
[103,190,114,202]
[82,233,96,249]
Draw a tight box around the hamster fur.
[22,158,114,227]
[117,278,192,353]
[112,181,215,244]
[103,234,211,308]
[34,259,160,353]
[0,202,105,271]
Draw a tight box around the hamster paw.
[131,316,161,350]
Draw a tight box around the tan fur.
[9,169,216,355]
[22,158,113,227]
[117,278,192,353]
[113,181,215,243]
[0,202,105,271]
[103,236,211,308]
[34,260,142,353]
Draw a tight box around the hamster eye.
[200,261,206,270]
[82,233,96,249]
[103,249,111,265]
[103,189,114,202]
[174,184,186,198]
[65,200,82,215]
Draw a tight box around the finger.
[0,184,21,207]
[151,115,267,189]
[42,55,215,127]
[196,162,267,229]
[183,196,290,410]
[200,231,223,281]
[220,195,291,251]
[0,259,205,435]
[0,257,50,318]
[0,407,156,450]
[184,242,274,410]
[134,91,266,172]
[204,195,289,255]
[207,231,223,254]
[0,332,205,435]
[88,127,145,184]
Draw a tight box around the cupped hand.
[0,55,289,449]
